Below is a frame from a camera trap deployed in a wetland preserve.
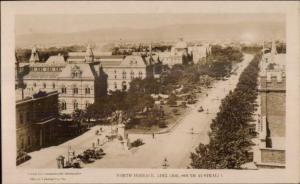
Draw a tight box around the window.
[61,101,67,110]
[85,88,90,94]
[122,71,126,79]
[114,82,118,89]
[85,101,90,108]
[73,101,78,109]
[61,87,67,94]
[130,71,134,79]
[114,75,117,79]
[72,71,81,78]
[139,71,143,78]
[114,70,117,74]
[73,88,78,95]
[122,81,127,91]
[19,114,23,124]
[33,83,36,87]
[43,83,46,88]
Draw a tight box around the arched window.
[33,83,36,87]
[114,82,118,89]
[43,83,46,88]
[52,83,55,89]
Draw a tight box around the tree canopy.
[190,53,261,169]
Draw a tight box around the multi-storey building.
[100,55,148,92]
[20,45,149,113]
[16,90,59,154]
[157,38,193,67]
[188,44,212,64]
[253,41,286,168]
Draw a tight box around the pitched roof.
[46,55,66,66]
[57,63,95,79]
[120,55,146,67]
[100,60,123,67]
[23,72,61,79]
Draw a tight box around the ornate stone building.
[20,45,149,114]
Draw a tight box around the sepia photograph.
[2,1,300,184]
[14,13,287,170]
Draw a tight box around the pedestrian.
[152,133,155,139]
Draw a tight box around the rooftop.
[16,89,58,103]
[58,63,95,79]
[23,71,61,79]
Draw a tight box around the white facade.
[101,55,147,92]
[23,47,100,114]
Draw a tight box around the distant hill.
[16,22,285,48]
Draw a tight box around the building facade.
[253,41,286,168]
[20,45,150,113]
[16,91,59,154]
[100,55,148,92]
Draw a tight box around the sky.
[16,13,285,35]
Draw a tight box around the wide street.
[19,54,253,169]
